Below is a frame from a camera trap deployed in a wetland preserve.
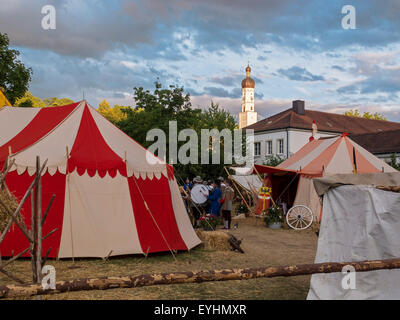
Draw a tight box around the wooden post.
[36,156,42,283]
[2,257,400,299]
[0,158,52,285]
[31,187,37,283]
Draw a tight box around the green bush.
[199,214,222,230]
[263,205,283,225]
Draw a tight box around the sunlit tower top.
[239,64,257,128]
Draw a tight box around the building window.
[254,142,261,156]
[266,140,272,155]
[277,139,284,155]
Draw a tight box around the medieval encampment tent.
[0,101,201,258]
[308,172,400,299]
[255,133,397,220]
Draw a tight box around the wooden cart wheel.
[286,205,313,230]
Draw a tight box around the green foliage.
[0,33,32,104]
[199,214,222,230]
[43,97,74,107]
[116,82,238,180]
[263,205,284,224]
[15,92,74,108]
[263,155,284,167]
[236,203,249,214]
[344,109,387,121]
[15,92,45,108]
[97,100,129,123]
[390,153,400,170]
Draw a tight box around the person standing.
[218,177,226,213]
[207,180,222,216]
[221,179,234,229]
[183,177,192,212]
[183,177,192,192]
[190,176,204,228]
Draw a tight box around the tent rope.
[131,173,177,262]
[276,172,299,205]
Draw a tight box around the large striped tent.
[255,133,397,219]
[0,101,201,258]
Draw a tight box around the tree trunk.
[1,258,400,299]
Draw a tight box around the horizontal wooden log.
[1,258,400,299]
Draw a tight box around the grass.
[0,218,318,300]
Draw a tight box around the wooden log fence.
[1,258,400,299]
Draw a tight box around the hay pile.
[196,230,231,251]
[0,189,19,234]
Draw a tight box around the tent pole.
[66,146,75,263]
[224,167,252,213]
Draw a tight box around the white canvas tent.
[230,167,262,193]
[308,172,400,299]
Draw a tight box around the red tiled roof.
[245,108,400,134]
[350,129,400,154]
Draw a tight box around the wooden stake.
[36,156,43,283]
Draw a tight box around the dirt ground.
[0,218,318,300]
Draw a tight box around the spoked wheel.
[286,205,313,230]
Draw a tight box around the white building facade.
[253,128,338,164]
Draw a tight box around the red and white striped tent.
[255,133,397,220]
[0,101,201,258]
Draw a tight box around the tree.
[116,82,238,180]
[0,33,32,104]
[263,155,284,167]
[344,109,387,121]
[15,92,74,108]
[389,153,400,171]
[43,97,74,107]
[15,92,45,108]
[97,100,129,123]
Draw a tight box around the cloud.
[332,65,345,72]
[278,66,325,82]
[203,86,241,98]
[337,51,400,96]
[2,0,400,59]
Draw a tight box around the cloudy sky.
[1,0,400,121]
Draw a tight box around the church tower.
[239,64,257,128]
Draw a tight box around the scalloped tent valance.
[0,101,200,258]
